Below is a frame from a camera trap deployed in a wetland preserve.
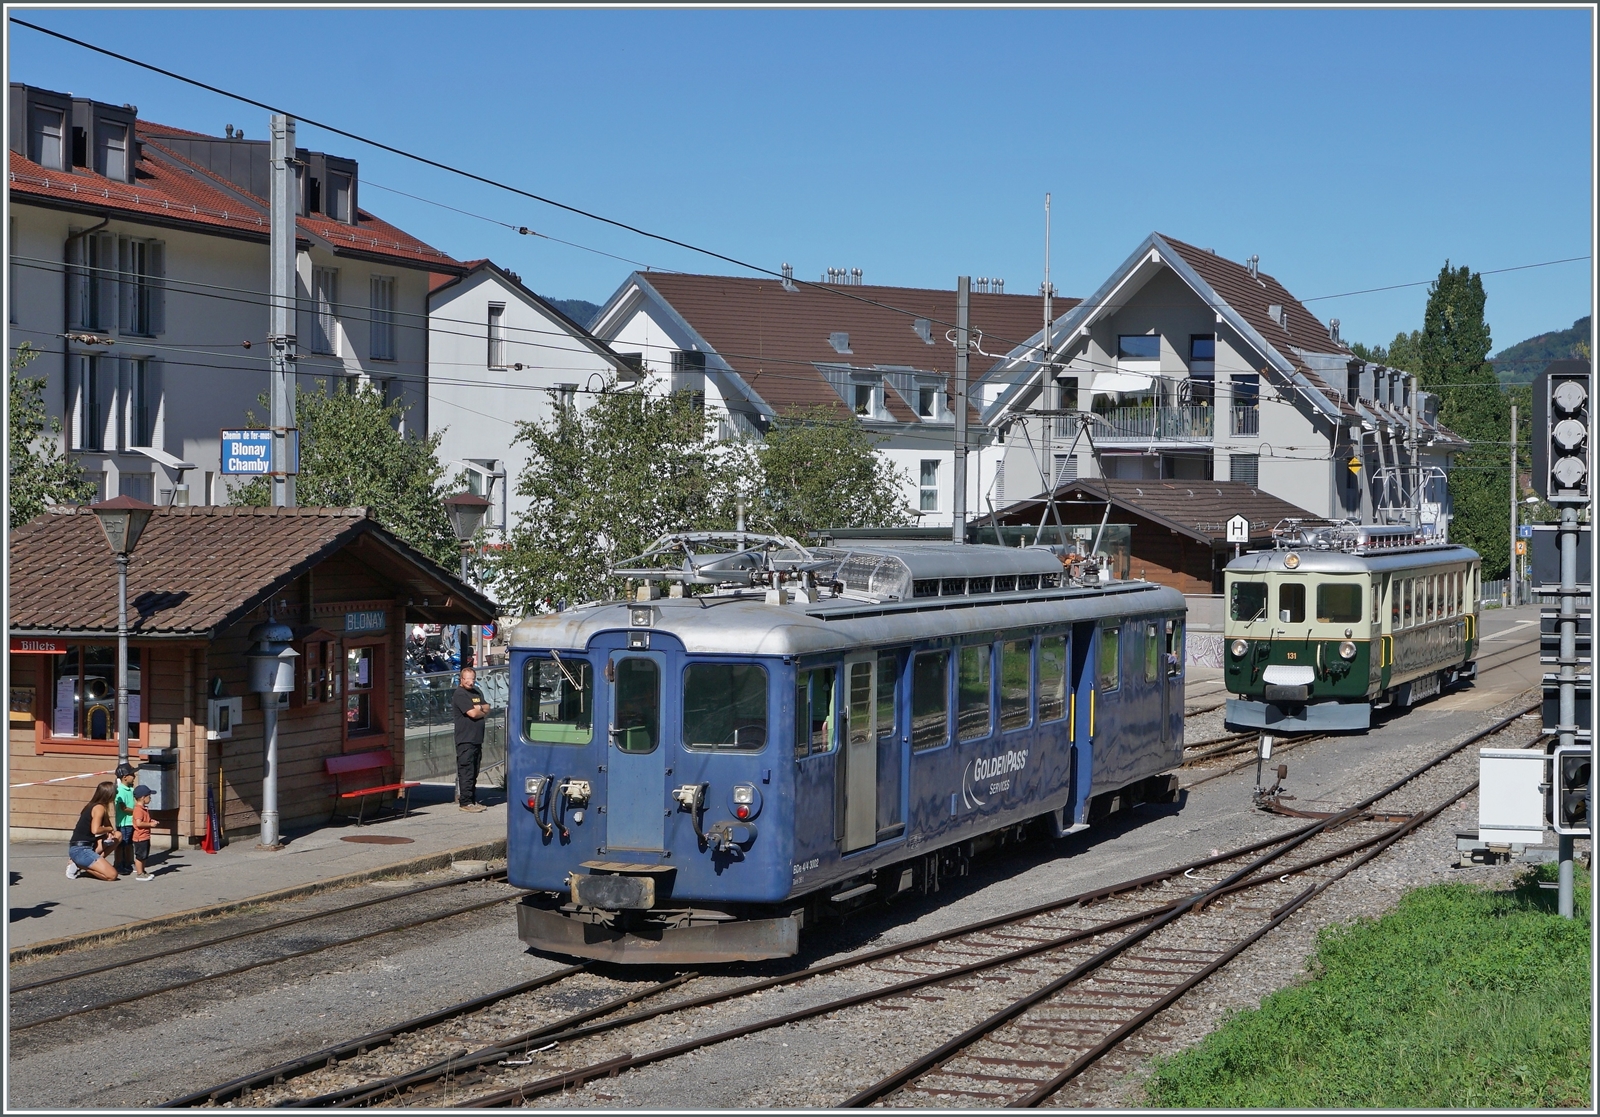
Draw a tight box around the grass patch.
[1144,862,1592,1108]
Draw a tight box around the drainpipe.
[63,214,112,451]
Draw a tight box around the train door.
[838,652,878,853]
[1068,622,1096,824]
[606,650,667,853]
[1164,617,1184,747]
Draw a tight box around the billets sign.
[220,429,299,475]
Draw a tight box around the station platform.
[5,780,507,958]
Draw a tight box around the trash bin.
[138,747,179,812]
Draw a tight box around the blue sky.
[8,6,1594,350]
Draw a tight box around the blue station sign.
[220,429,299,475]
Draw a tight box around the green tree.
[748,405,913,540]
[232,379,458,565]
[8,343,95,526]
[1410,263,1510,579]
[494,385,914,612]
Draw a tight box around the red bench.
[325,751,421,825]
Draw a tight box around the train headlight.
[1339,640,1357,660]
[1230,639,1249,658]
[1283,553,1301,569]
[729,783,762,821]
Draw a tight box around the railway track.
[163,701,1539,1110]
[8,870,522,1032]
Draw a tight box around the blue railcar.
[508,538,1186,963]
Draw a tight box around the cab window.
[794,667,836,758]
[1231,581,1267,621]
[1166,619,1185,677]
[523,656,592,745]
[1278,583,1306,624]
[683,662,767,750]
[1316,583,1363,624]
[1144,623,1160,683]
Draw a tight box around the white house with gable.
[427,260,624,534]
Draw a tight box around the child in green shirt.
[113,764,137,875]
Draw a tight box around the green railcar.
[1223,525,1481,733]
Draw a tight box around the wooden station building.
[994,478,1325,594]
[7,506,495,843]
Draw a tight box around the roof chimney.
[781,262,796,292]
[225,124,234,138]
[1247,254,1259,279]
[1328,318,1341,345]
[851,267,862,285]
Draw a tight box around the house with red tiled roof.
[978,233,1463,529]
[590,267,1074,526]
[7,83,465,504]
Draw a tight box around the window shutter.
[66,355,84,450]
[147,359,164,450]
[118,356,132,451]
[66,231,86,329]
[118,236,136,334]
[94,232,117,331]
[149,241,166,336]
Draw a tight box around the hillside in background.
[545,298,602,330]
[1493,315,1591,385]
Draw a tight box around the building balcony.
[1087,405,1215,443]
[1230,406,1260,437]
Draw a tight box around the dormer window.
[325,172,351,221]
[31,106,65,170]
[850,376,885,419]
[96,121,128,181]
[917,386,937,418]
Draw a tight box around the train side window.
[523,656,593,745]
[795,667,837,759]
[1402,579,1413,627]
[910,651,950,751]
[1166,619,1184,677]
[1428,577,1437,622]
[1098,627,1120,692]
[999,639,1031,731]
[1231,582,1267,621]
[1278,583,1306,624]
[683,662,767,750]
[1038,635,1067,721]
[1144,623,1160,683]
[1457,571,1465,614]
[1316,583,1362,624]
[957,644,993,741]
[877,652,898,739]
[1372,580,1382,626]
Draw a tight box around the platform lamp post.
[444,492,491,668]
[90,496,157,768]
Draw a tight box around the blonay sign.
[220,429,299,475]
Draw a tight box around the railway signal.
[1531,364,1590,504]
[1551,743,1591,837]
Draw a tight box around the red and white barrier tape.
[10,769,117,789]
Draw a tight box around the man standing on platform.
[452,667,490,812]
